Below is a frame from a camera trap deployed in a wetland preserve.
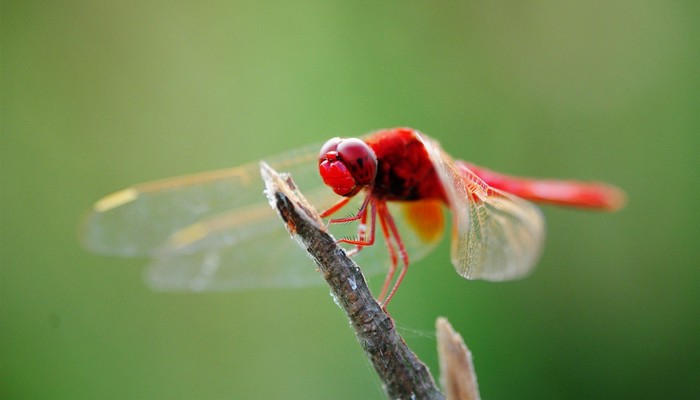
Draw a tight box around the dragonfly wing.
[80,144,321,257]
[459,192,544,279]
[81,144,381,290]
[145,188,337,291]
[417,133,545,281]
[453,162,545,280]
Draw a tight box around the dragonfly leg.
[322,194,379,249]
[319,196,352,219]
[321,194,410,307]
[322,194,372,225]
[376,203,398,303]
[345,201,372,257]
[376,201,410,307]
[336,198,377,248]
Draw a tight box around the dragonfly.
[81,128,625,304]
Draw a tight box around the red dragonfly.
[81,128,625,303]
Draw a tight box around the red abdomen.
[364,128,447,202]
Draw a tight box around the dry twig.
[261,162,478,400]
[436,317,481,400]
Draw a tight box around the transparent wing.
[80,144,322,257]
[80,144,341,291]
[418,134,545,281]
[81,143,444,291]
[145,185,344,291]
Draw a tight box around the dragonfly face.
[318,137,377,197]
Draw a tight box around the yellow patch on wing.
[93,188,138,213]
[401,200,445,244]
[165,204,273,251]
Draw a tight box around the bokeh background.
[3,1,699,399]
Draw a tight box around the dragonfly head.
[319,137,377,197]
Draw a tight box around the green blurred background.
[2,1,699,399]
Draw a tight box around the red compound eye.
[318,137,377,197]
[318,137,341,160]
[336,138,377,186]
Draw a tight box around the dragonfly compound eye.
[318,137,342,160]
[336,138,377,186]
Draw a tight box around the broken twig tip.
[260,161,324,233]
[436,317,481,400]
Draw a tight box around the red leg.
[376,202,399,303]
[320,196,376,250]
[345,200,371,257]
[319,196,352,218]
[322,193,379,248]
[336,198,376,247]
[378,202,410,307]
[320,193,378,260]
[324,195,372,225]
[321,195,411,307]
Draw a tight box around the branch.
[436,317,481,400]
[261,162,444,400]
